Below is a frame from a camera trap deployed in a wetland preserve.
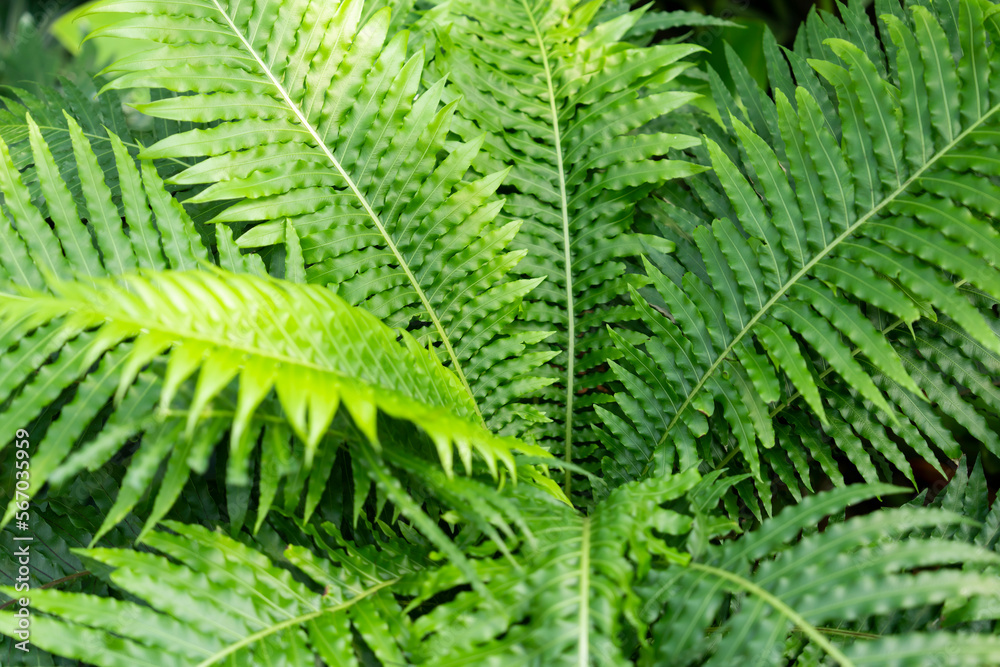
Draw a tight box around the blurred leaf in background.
[0,0,74,88]
[650,0,833,87]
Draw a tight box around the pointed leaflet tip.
[274,369,309,446]
[430,430,455,479]
[454,435,473,477]
[305,382,340,456]
[159,342,207,418]
[342,386,379,449]
[116,334,171,405]
[185,350,241,437]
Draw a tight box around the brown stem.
[0,570,92,610]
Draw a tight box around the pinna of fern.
[607,0,1000,514]
[80,0,551,440]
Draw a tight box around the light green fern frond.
[608,0,1000,511]
[0,269,533,473]
[0,120,556,550]
[0,115,230,506]
[0,267,552,537]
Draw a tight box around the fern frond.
[0,81,197,213]
[83,0,545,433]
[0,118,223,503]
[1,269,531,469]
[0,121,555,550]
[919,458,1000,627]
[648,484,1000,666]
[609,0,1000,505]
[0,521,414,666]
[345,467,708,665]
[423,0,707,494]
[0,268,550,537]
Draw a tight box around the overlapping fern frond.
[914,458,1000,628]
[410,467,711,665]
[717,457,1000,660]
[0,267,537,477]
[608,0,1000,510]
[0,81,198,212]
[0,520,420,666]
[12,478,1000,665]
[422,0,707,494]
[0,121,553,554]
[83,0,547,435]
[0,119,239,531]
[649,483,1000,666]
[4,0,1000,663]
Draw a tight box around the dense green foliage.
[1,0,1000,664]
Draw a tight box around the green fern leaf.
[610,0,1000,500]
[0,522,412,666]
[83,0,545,434]
[0,268,551,529]
[422,0,706,495]
[648,483,1000,666]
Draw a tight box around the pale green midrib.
[194,577,399,667]
[658,102,1000,449]
[577,517,591,667]
[686,562,855,666]
[208,0,483,424]
[520,0,576,497]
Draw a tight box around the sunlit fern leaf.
[0,269,549,527]
[0,522,415,666]
[646,483,1000,666]
[83,0,547,435]
[421,0,706,495]
[0,119,226,480]
[608,0,1000,501]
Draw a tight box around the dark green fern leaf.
[423,0,706,496]
[609,0,1000,511]
[648,483,1000,666]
